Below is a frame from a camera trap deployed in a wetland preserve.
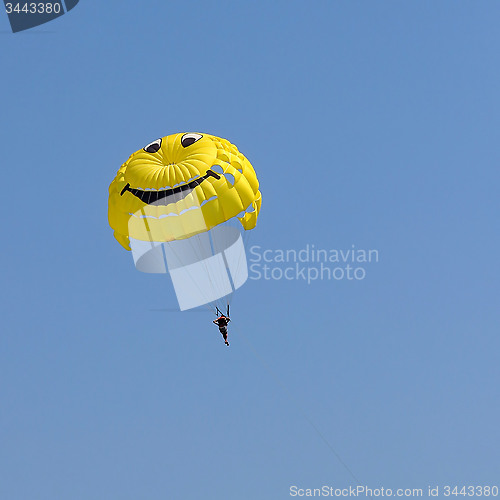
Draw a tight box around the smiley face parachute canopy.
[108,132,261,311]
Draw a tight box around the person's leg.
[220,327,229,345]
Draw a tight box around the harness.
[215,305,230,318]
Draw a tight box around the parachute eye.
[181,133,203,148]
[144,138,162,153]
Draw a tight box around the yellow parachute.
[108,133,261,311]
[108,132,261,250]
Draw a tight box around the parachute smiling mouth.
[120,169,221,205]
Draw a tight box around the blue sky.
[1,1,499,498]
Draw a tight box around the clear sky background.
[1,1,499,499]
